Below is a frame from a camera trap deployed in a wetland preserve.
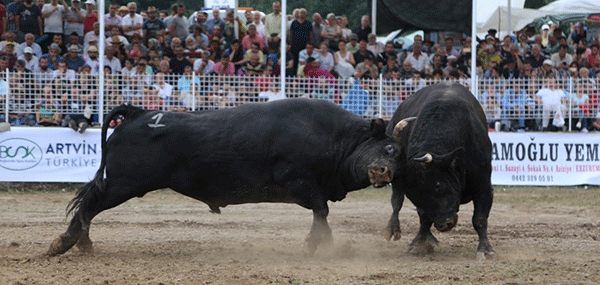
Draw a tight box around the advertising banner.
[0,128,107,182]
[1,128,600,185]
[489,132,600,186]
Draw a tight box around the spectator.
[83,22,99,48]
[141,6,165,44]
[550,44,573,68]
[322,13,341,52]
[121,2,143,40]
[208,38,223,62]
[183,36,202,59]
[40,0,67,50]
[367,33,383,57]
[381,54,399,78]
[478,43,501,72]
[1,41,15,68]
[243,53,264,76]
[334,39,355,78]
[15,0,42,41]
[539,59,558,78]
[189,11,208,37]
[501,80,528,130]
[317,42,334,73]
[151,72,173,110]
[213,52,235,75]
[52,33,67,54]
[34,56,53,85]
[354,39,375,65]
[355,15,370,42]
[289,8,311,69]
[399,59,416,79]
[168,4,188,42]
[347,33,359,53]
[177,65,200,109]
[104,3,122,36]
[206,8,225,35]
[18,46,38,70]
[265,1,282,40]
[354,54,378,79]
[252,12,266,42]
[169,45,192,75]
[82,0,96,34]
[162,4,177,29]
[36,87,62,126]
[239,41,263,65]
[17,33,42,57]
[64,0,85,39]
[298,41,320,65]
[342,79,370,115]
[64,44,84,70]
[227,39,245,71]
[573,47,589,68]
[536,77,567,131]
[193,50,215,75]
[106,27,129,47]
[242,24,266,51]
[525,44,545,69]
[6,0,22,35]
[124,33,148,58]
[444,37,460,58]
[310,13,323,47]
[569,22,586,45]
[339,15,352,42]
[103,44,121,73]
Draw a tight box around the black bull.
[47,99,401,256]
[384,82,495,259]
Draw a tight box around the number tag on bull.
[148,113,166,128]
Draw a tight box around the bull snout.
[434,214,458,232]
[368,164,392,188]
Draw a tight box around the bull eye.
[435,181,441,191]
[385,144,395,155]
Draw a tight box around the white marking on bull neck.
[148,113,166,128]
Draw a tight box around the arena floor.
[1,186,599,284]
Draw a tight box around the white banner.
[1,128,600,185]
[204,0,235,9]
[0,128,108,182]
[490,132,600,186]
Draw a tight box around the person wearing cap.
[121,2,143,40]
[367,33,383,57]
[15,0,42,41]
[486,29,498,42]
[539,59,558,78]
[347,34,359,53]
[41,0,68,50]
[64,44,84,71]
[105,26,129,47]
[2,41,17,69]
[64,0,86,38]
[83,44,99,74]
[142,6,165,45]
[104,3,122,36]
[83,0,97,35]
[17,33,42,57]
[18,46,39,70]
[354,53,378,79]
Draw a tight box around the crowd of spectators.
[0,0,599,132]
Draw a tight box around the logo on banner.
[0,138,43,171]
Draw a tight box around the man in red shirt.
[83,0,97,34]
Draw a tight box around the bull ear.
[370,118,387,139]
[436,147,465,167]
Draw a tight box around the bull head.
[392,117,417,140]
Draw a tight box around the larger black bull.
[47,99,401,256]
[385,82,495,259]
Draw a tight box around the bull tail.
[66,104,145,218]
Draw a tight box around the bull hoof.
[302,240,318,257]
[46,234,78,257]
[408,234,438,256]
[476,250,496,260]
[76,234,94,254]
[384,224,401,241]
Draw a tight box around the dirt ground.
[1,185,599,285]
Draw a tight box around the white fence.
[2,71,599,131]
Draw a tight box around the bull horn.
[414,153,433,163]
[392,117,417,139]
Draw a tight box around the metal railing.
[1,70,598,132]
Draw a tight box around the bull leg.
[472,183,495,260]
[408,208,438,255]
[47,183,145,256]
[304,201,332,257]
[385,183,404,241]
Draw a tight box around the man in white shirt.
[120,2,143,39]
[18,47,39,71]
[83,22,100,48]
[550,44,573,68]
[536,77,567,130]
[17,33,42,57]
[103,45,121,73]
[193,50,215,74]
[405,43,430,73]
[264,1,282,39]
[41,0,68,50]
